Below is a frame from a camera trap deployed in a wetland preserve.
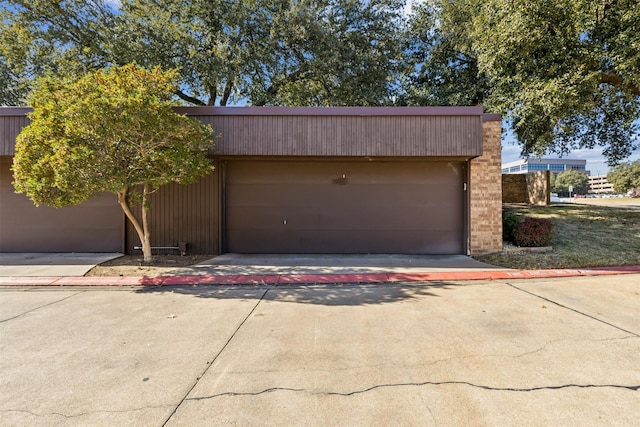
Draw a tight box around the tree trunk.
[116,186,153,263]
[140,184,153,262]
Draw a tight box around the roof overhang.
[2,106,492,157]
[178,106,486,157]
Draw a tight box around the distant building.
[502,158,589,175]
[588,175,614,194]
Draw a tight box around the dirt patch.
[85,254,216,277]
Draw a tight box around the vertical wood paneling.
[1,115,30,155]
[204,114,482,157]
[3,108,485,158]
[125,160,221,255]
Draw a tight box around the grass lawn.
[474,203,640,270]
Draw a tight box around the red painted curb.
[0,266,638,287]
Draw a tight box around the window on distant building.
[528,164,547,171]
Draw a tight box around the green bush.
[502,211,521,242]
[513,217,554,247]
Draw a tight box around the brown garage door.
[225,160,466,254]
[0,157,124,252]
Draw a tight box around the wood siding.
[0,108,30,156]
[194,112,483,157]
[124,160,221,255]
[2,106,484,157]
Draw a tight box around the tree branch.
[599,72,640,96]
[221,77,234,106]
[117,187,144,245]
[254,67,306,106]
[175,89,206,106]
[207,85,217,106]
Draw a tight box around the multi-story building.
[588,175,614,194]
[502,158,589,175]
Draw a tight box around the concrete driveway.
[0,253,123,277]
[1,275,638,426]
[0,253,502,277]
[193,253,505,275]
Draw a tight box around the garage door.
[0,157,124,252]
[225,160,466,254]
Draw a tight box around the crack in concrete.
[421,395,437,425]
[160,286,272,426]
[510,335,637,359]
[0,291,84,323]
[186,381,640,401]
[2,405,174,419]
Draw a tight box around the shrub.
[502,212,521,242]
[513,217,554,247]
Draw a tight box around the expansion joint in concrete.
[161,286,273,426]
[505,282,639,337]
[0,291,84,324]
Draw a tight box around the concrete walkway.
[1,274,638,426]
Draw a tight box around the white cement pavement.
[1,275,638,426]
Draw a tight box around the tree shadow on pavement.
[135,281,468,306]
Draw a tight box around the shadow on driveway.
[135,281,468,306]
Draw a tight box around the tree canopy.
[607,160,640,193]
[12,64,216,261]
[551,170,590,195]
[1,0,404,106]
[1,0,638,164]
[405,0,639,166]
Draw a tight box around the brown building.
[1,106,502,255]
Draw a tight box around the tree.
[1,0,404,107]
[114,0,405,106]
[608,160,640,194]
[11,64,216,262]
[405,0,639,166]
[249,0,405,106]
[552,170,590,196]
[0,0,117,105]
[402,0,491,106]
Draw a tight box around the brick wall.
[502,171,550,205]
[470,117,503,255]
[526,171,550,205]
[502,174,527,203]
